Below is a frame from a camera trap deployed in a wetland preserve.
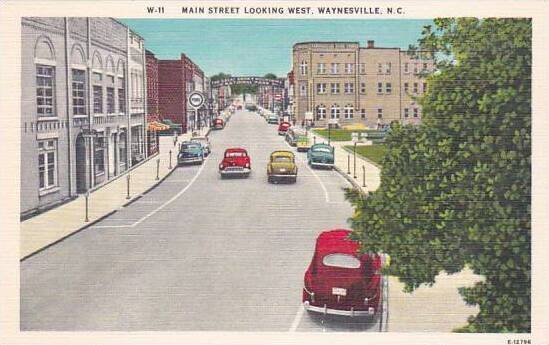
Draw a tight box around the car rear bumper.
[220,168,251,175]
[303,301,375,317]
[269,173,297,178]
[178,157,203,164]
[310,161,334,167]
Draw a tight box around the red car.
[278,121,291,136]
[213,118,224,130]
[303,229,384,317]
[219,148,251,178]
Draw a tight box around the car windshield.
[225,151,246,158]
[181,143,200,150]
[322,254,361,269]
[313,146,332,153]
[272,156,292,163]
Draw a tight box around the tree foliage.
[346,18,531,332]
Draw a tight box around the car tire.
[267,176,272,183]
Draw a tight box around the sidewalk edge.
[333,165,367,196]
[21,162,179,262]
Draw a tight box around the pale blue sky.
[120,19,432,77]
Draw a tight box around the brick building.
[292,40,434,128]
[145,49,160,155]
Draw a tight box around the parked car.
[285,128,305,146]
[307,143,335,169]
[278,121,291,136]
[219,148,251,178]
[178,141,204,165]
[190,136,211,156]
[267,115,279,124]
[267,150,298,183]
[296,134,311,152]
[303,229,384,317]
[213,118,225,130]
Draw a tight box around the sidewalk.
[20,128,210,260]
[309,131,482,332]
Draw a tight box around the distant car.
[190,136,211,156]
[219,148,251,178]
[213,118,224,130]
[303,229,384,317]
[278,121,291,136]
[307,143,335,169]
[296,134,311,152]
[285,128,305,146]
[267,115,279,124]
[267,150,297,183]
[178,141,204,165]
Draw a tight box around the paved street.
[21,109,381,331]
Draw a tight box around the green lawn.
[345,145,387,166]
[312,129,378,141]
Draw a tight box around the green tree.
[346,18,531,332]
[263,73,278,79]
[210,72,232,81]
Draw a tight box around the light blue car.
[307,143,335,169]
[178,141,204,165]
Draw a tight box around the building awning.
[148,121,170,131]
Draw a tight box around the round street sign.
[188,91,205,109]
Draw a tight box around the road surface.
[21,109,381,332]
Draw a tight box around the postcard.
[0,1,547,345]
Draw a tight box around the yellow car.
[267,151,298,183]
[296,134,311,152]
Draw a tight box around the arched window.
[71,44,87,116]
[330,104,340,119]
[117,60,126,114]
[344,104,354,119]
[91,52,103,114]
[34,36,56,117]
[316,104,326,120]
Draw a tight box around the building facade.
[21,17,147,218]
[145,49,160,156]
[292,40,433,128]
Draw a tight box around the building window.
[414,63,419,74]
[331,83,340,94]
[38,140,57,190]
[344,104,354,119]
[72,69,86,116]
[94,135,105,176]
[344,82,354,94]
[385,82,392,94]
[377,63,383,74]
[423,63,428,71]
[413,82,419,94]
[118,77,125,113]
[377,82,383,94]
[423,82,428,93]
[359,63,366,74]
[404,108,409,118]
[385,62,392,74]
[106,87,115,114]
[300,60,308,75]
[404,82,409,93]
[93,85,103,114]
[316,83,327,94]
[316,104,327,120]
[377,108,383,119]
[345,63,354,74]
[413,108,419,118]
[360,82,366,94]
[300,83,307,96]
[404,62,409,73]
[361,109,366,119]
[36,65,56,117]
[330,104,340,119]
[317,63,325,74]
[330,63,339,74]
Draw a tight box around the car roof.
[270,150,294,158]
[312,143,333,148]
[225,147,247,153]
[315,229,359,256]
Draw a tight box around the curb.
[21,152,178,262]
[333,165,367,195]
[20,209,118,262]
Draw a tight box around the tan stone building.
[292,40,434,128]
